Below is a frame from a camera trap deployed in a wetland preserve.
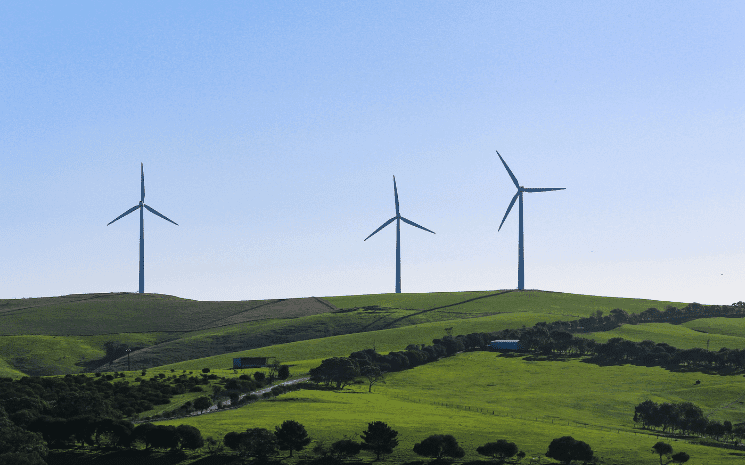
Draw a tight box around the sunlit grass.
[156,352,744,464]
[577,322,745,350]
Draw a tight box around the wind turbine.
[107,163,178,294]
[497,151,564,290]
[364,175,435,294]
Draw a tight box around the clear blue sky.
[2,1,743,304]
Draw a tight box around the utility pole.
[126,347,132,371]
[706,339,710,351]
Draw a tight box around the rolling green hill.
[0,290,690,378]
[577,322,745,351]
[156,351,745,464]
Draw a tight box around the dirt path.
[133,377,310,424]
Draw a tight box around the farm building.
[489,340,523,351]
[233,357,269,369]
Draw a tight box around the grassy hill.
[3,289,745,464]
[0,290,689,378]
[577,322,745,351]
[155,351,745,464]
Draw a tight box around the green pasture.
[0,292,282,335]
[0,290,691,377]
[157,312,568,373]
[156,352,744,464]
[682,317,745,338]
[323,290,688,319]
[577,322,745,351]
[0,332,175,378]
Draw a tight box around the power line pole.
[126,347,132,371]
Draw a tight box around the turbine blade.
[498,192,519,231]
[364,217,396,241]
[496,151,520,189]
[523,187,565,192]
[144,204,178,225]
[393,175,400,217]
[141,163,145,202]
[400,216,435,234]
[107,204,140,226]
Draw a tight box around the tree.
[361,421,399,460]
[278,365,290,380]
[254,371,266,383]
[244,428,278,461]
[176,424,204,450]
[309,357,360,389]
[545,436,593,465]
[95,418,133,449]
[68,414,97,446]
[148,425,180,451]
[360,364,385,393]
[193,396,212,414]
[274,420,310,457]
[0,406,48,465]
[671,451,690,464]
[477,439,519,462]
[413,434,465,460]
[224,431,244,451]
[652,442,673,465]
[331,439,362,460]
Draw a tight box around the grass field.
[155,351,745,464]
[0,290,688,378]
[323,290,688,320]
[157,312,569,373]
[683,317,745,338]
[4,290,745,464]
[577,322,745,351]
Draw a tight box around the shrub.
[254,372,266,382]
[477,439,520,461]
[202,368,210,374]
[546,436,593,465]
[413,434,465,459]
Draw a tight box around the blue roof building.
[489,340,523,350]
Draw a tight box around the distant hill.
[0,290,690,378]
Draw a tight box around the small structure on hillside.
[233,357,270,369]
[490,340,523,351]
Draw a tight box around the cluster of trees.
[309,334,496,390]
[309,303,745,391]
[223,419,596,465]
[0,369,279,464]
[0,403,206,464]
[652,441,690,464]
[634,400,745,443]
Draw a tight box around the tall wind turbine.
[364,175,435,293]
[108,163,178,294]
[497,151,564,290]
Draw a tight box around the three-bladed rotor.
[496,150,564,290]
[108,163,178,294]
[364,175,435,293]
